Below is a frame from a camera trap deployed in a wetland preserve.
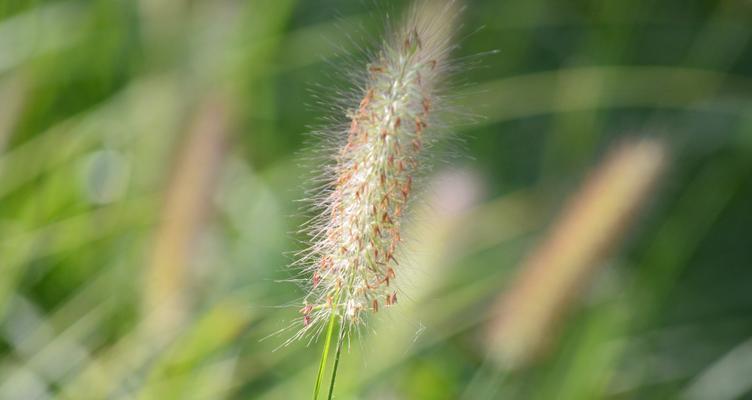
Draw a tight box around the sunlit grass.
[0,0,750,399]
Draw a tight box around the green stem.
[327,319,346,400]
[313,292,340,400]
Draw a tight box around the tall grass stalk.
[326,319,346,399]
[301,0,460,398]
[312,292,339,400]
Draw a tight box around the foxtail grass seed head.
[294,1,461,341]
[486,139,667,368]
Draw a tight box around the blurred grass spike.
[486,138,668,369]
[143,95,229,338]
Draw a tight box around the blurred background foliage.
[0,0,751,399]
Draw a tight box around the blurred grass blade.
[0,1,85,74]
[462,67,752,128]
[683,338,752,400]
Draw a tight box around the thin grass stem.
[313,291,340,400]
[327,318,346,400]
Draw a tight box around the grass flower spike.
[297,0,460,342]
